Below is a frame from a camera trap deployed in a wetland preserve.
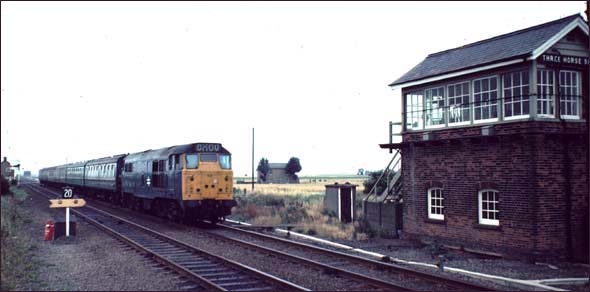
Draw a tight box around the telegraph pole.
[251,128,255,191]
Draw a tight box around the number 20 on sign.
[63,187,73,198]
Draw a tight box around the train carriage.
[83,155,125,200]
[55,165,67,185]
[65,161,86,188]
[39,166,56,186]
[39,142,236,223]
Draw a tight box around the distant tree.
[362,169,396,194]
[285,157,302,182]
[256,158,270,182]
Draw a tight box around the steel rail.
[201,228,412,291]
[219,223,495,291]
[25,184,310,292]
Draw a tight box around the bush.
[230,192,367,240]
[354,215,377,238]
[362,169,396,195]
[1,176,11,196]
[1,189,39,290]
[279,202,308,224]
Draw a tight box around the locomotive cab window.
[186,154,199,169]
[174,154,180,169]
[200,153,217,162]
[219,155,231,169]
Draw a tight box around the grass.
[1,186,41,291]
[234,178,366,196]
[229,178,374,241]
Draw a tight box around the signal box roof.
[390,14,588,88]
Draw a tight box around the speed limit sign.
[62,187,74,199]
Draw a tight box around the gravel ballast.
[86,195,590,291]
[14,186,189,291]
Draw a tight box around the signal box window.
[405,92,424,130]
[425,87,445,128]
[473,76,498,122]
[503,71,530,118]
[537,69,555,116]
[186,154,199,169]
[447,82,470,125]
[559,70,580,118]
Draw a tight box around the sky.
[1,1,587,177]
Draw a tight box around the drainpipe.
[529,135,539,255]
[554,55,573,261]
[563,135,573,261]
[558,62,572,260]
[561,120,573,261]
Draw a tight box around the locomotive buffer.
[49,187,86,237]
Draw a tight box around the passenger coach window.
[201,153,217,162]
[219,155,231,169]
[186,154,199,169]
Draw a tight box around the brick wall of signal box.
[399,120,589,262]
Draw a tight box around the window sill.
[425,218,446,225]
[448,121,471,127]
[474,223,502,231]
[504,115,530,121]
[561,115,580,120]
[474,118,499,124]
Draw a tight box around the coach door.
[151,160,166,189]
[168,155,179,195]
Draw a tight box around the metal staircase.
[363,149,402,204]
[361,121,403,237]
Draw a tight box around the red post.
[44,220,54,241]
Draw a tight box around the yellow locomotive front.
[181,143,235,222]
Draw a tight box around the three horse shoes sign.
[49,187,86,237]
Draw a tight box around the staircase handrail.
[363,149,400,202]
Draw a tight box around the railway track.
[26,182,496,291]
[204,223,495,291]
[24,184,309,292]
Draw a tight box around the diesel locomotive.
[39,142,236,222]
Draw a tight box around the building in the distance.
[257,163,299,184]
[381,14,589,262]
[1,157,14,180]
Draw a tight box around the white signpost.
[63,188,72,236]
[49,187,86,238]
